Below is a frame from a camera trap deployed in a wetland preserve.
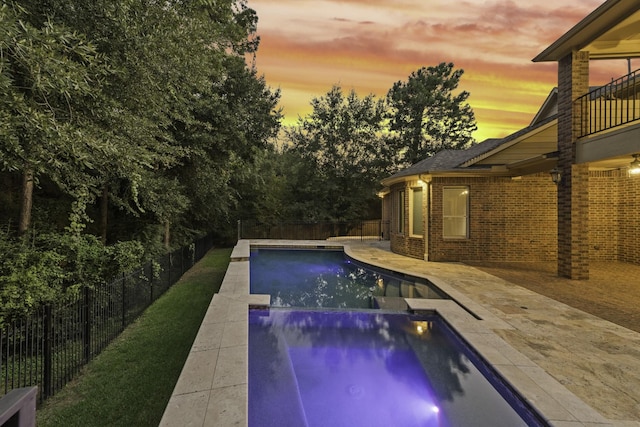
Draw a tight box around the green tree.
[286,86,387,220]
[168,54,282,244]
[8,0,275,248]
[387,62,477,166]
[0,0,282,318]
[0,2,112,235]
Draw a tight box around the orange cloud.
[248,0,613,140]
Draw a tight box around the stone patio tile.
[160,390,209,427]
[202,296,230,325]
[491,364,577,423]
[172,348,218,396]
[480,334,538,367]
[518,365,610,424]
[460,332,522,366]
[191,322,225,352]
[221,320,247,348]
[226,302,249,322]
[247,294,270,307]
[230,240,250,261]
[203,384,246,427]
[219,263,250,295]
[551,423,596,427]
[212,345,247,389]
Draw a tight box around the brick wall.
[388,181,426,259]
[385,169,640,265]
[589,171,619,260]
[618,172,640,263]
[388,175,557,262]
[429,175,557,262]
[588,169,640,264]
[557,51,590,279]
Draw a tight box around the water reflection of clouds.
[250,310,448,426]
[251,249,447,308]
[252,309,537,426]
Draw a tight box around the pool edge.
[160,240,612,427]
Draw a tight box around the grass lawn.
[36,247,232,427]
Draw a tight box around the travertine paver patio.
[161,240,640,427]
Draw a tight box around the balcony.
[577,68,640,138]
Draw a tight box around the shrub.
[0,233,66,324]
[0,231,146,324]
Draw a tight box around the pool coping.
[160,240,613,427]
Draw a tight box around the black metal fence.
[577,68,640,137]
[0,234,214,403]
[238,220,390,241]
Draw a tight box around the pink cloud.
[248,0,618,139]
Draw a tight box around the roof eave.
[533,0,635,62]
[381,168,517,186]
[461,117,558,167]
[380,174,424,187]
[505,152,559,176]
[381,154,559,187]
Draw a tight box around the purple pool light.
[249,310,546,427]
[288,345,440,426]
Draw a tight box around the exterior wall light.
[549,168,561,185]
[629,154,640,175]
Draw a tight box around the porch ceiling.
[534,0,640,62]
[504,153,558,176]
[577,121,640,170]
[584,12,640,59]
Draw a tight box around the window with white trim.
[443,187,468,239]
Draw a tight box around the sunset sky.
[246,0,634,142]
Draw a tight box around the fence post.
[149,263,154,303]
[121,273,126,329]
[237,220,241,241]
[83,287,91,363]
[181,247,185,276]
[42,306,52,400]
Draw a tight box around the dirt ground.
[466,261,640,334]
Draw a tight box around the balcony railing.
[577,68,640,137]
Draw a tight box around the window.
[410,187,423,236]
[443,187,468,239]
[396,189,405,234]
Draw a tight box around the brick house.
[381,0,640,279]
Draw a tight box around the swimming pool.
[249,309,547,427]
[250,248,448,308]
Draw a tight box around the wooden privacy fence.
[238,219,390,241]
[0,234,214,403]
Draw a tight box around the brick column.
[557,51,589,279]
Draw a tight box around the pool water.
[249,309,546,427]
[250,248,447,308]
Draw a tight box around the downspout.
[425,181,430,261]
[419,174,431,261]
[380,195,385,240]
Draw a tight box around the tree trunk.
[163,220,170,250]
[18,167,34,236]
[100,184,108,244]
